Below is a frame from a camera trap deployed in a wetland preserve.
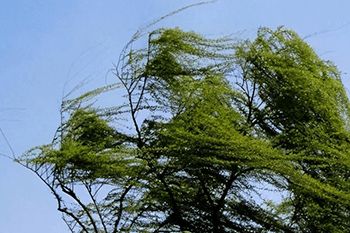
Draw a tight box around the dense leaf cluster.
[20,26,350,232]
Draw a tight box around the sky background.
[1,0,350,232]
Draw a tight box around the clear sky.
[1,0,350,232]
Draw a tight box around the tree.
[234,27,350,232]
[18,18,350,233]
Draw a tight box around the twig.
[303,22,350,40]
[0,128,15,159]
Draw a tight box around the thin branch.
[15,161,90,233]
[0,108,25,112]
[0,128,15,159]
[140,1,217,35]
[115,0,217,75]
[60,183,100,233]
[112,183,135,233]
[0,152,13,160]
[303,22,350,40]
[84,182,108,233]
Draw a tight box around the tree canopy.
[19,24,350,232]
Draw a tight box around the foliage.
[18,21,350,233]
[234,26,350,232]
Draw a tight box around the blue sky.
[1,0,350,232]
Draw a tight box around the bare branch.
[0,128,16,159]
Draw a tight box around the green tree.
[18,23,350,233]
[234,26,350,232]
